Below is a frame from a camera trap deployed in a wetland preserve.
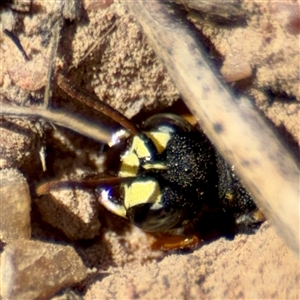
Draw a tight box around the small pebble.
[1,240,88,300]
[0,168,31,242]
[35,188,101,240]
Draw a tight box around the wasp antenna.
[57,73,142,137]
[36,181,57,195]
[37,177,136,195]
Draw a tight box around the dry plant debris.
[184,0,300,146]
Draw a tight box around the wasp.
[26,73,264,250]
[0,51,265,248]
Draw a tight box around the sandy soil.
[0,0,299,299]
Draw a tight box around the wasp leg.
[150,232,200,251]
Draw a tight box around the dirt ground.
[0,0,299,299]
[83,222,300,300]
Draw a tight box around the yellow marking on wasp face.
[145,132,171,154]
[119,135,153,177]
[124,179,162,209]
[132,135,152,158]
[119,131,170,177]
[119,151,139,177]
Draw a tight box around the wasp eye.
[142,113,193,133]
[126,203,183,232]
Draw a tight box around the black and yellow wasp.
[33,74,263,249]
